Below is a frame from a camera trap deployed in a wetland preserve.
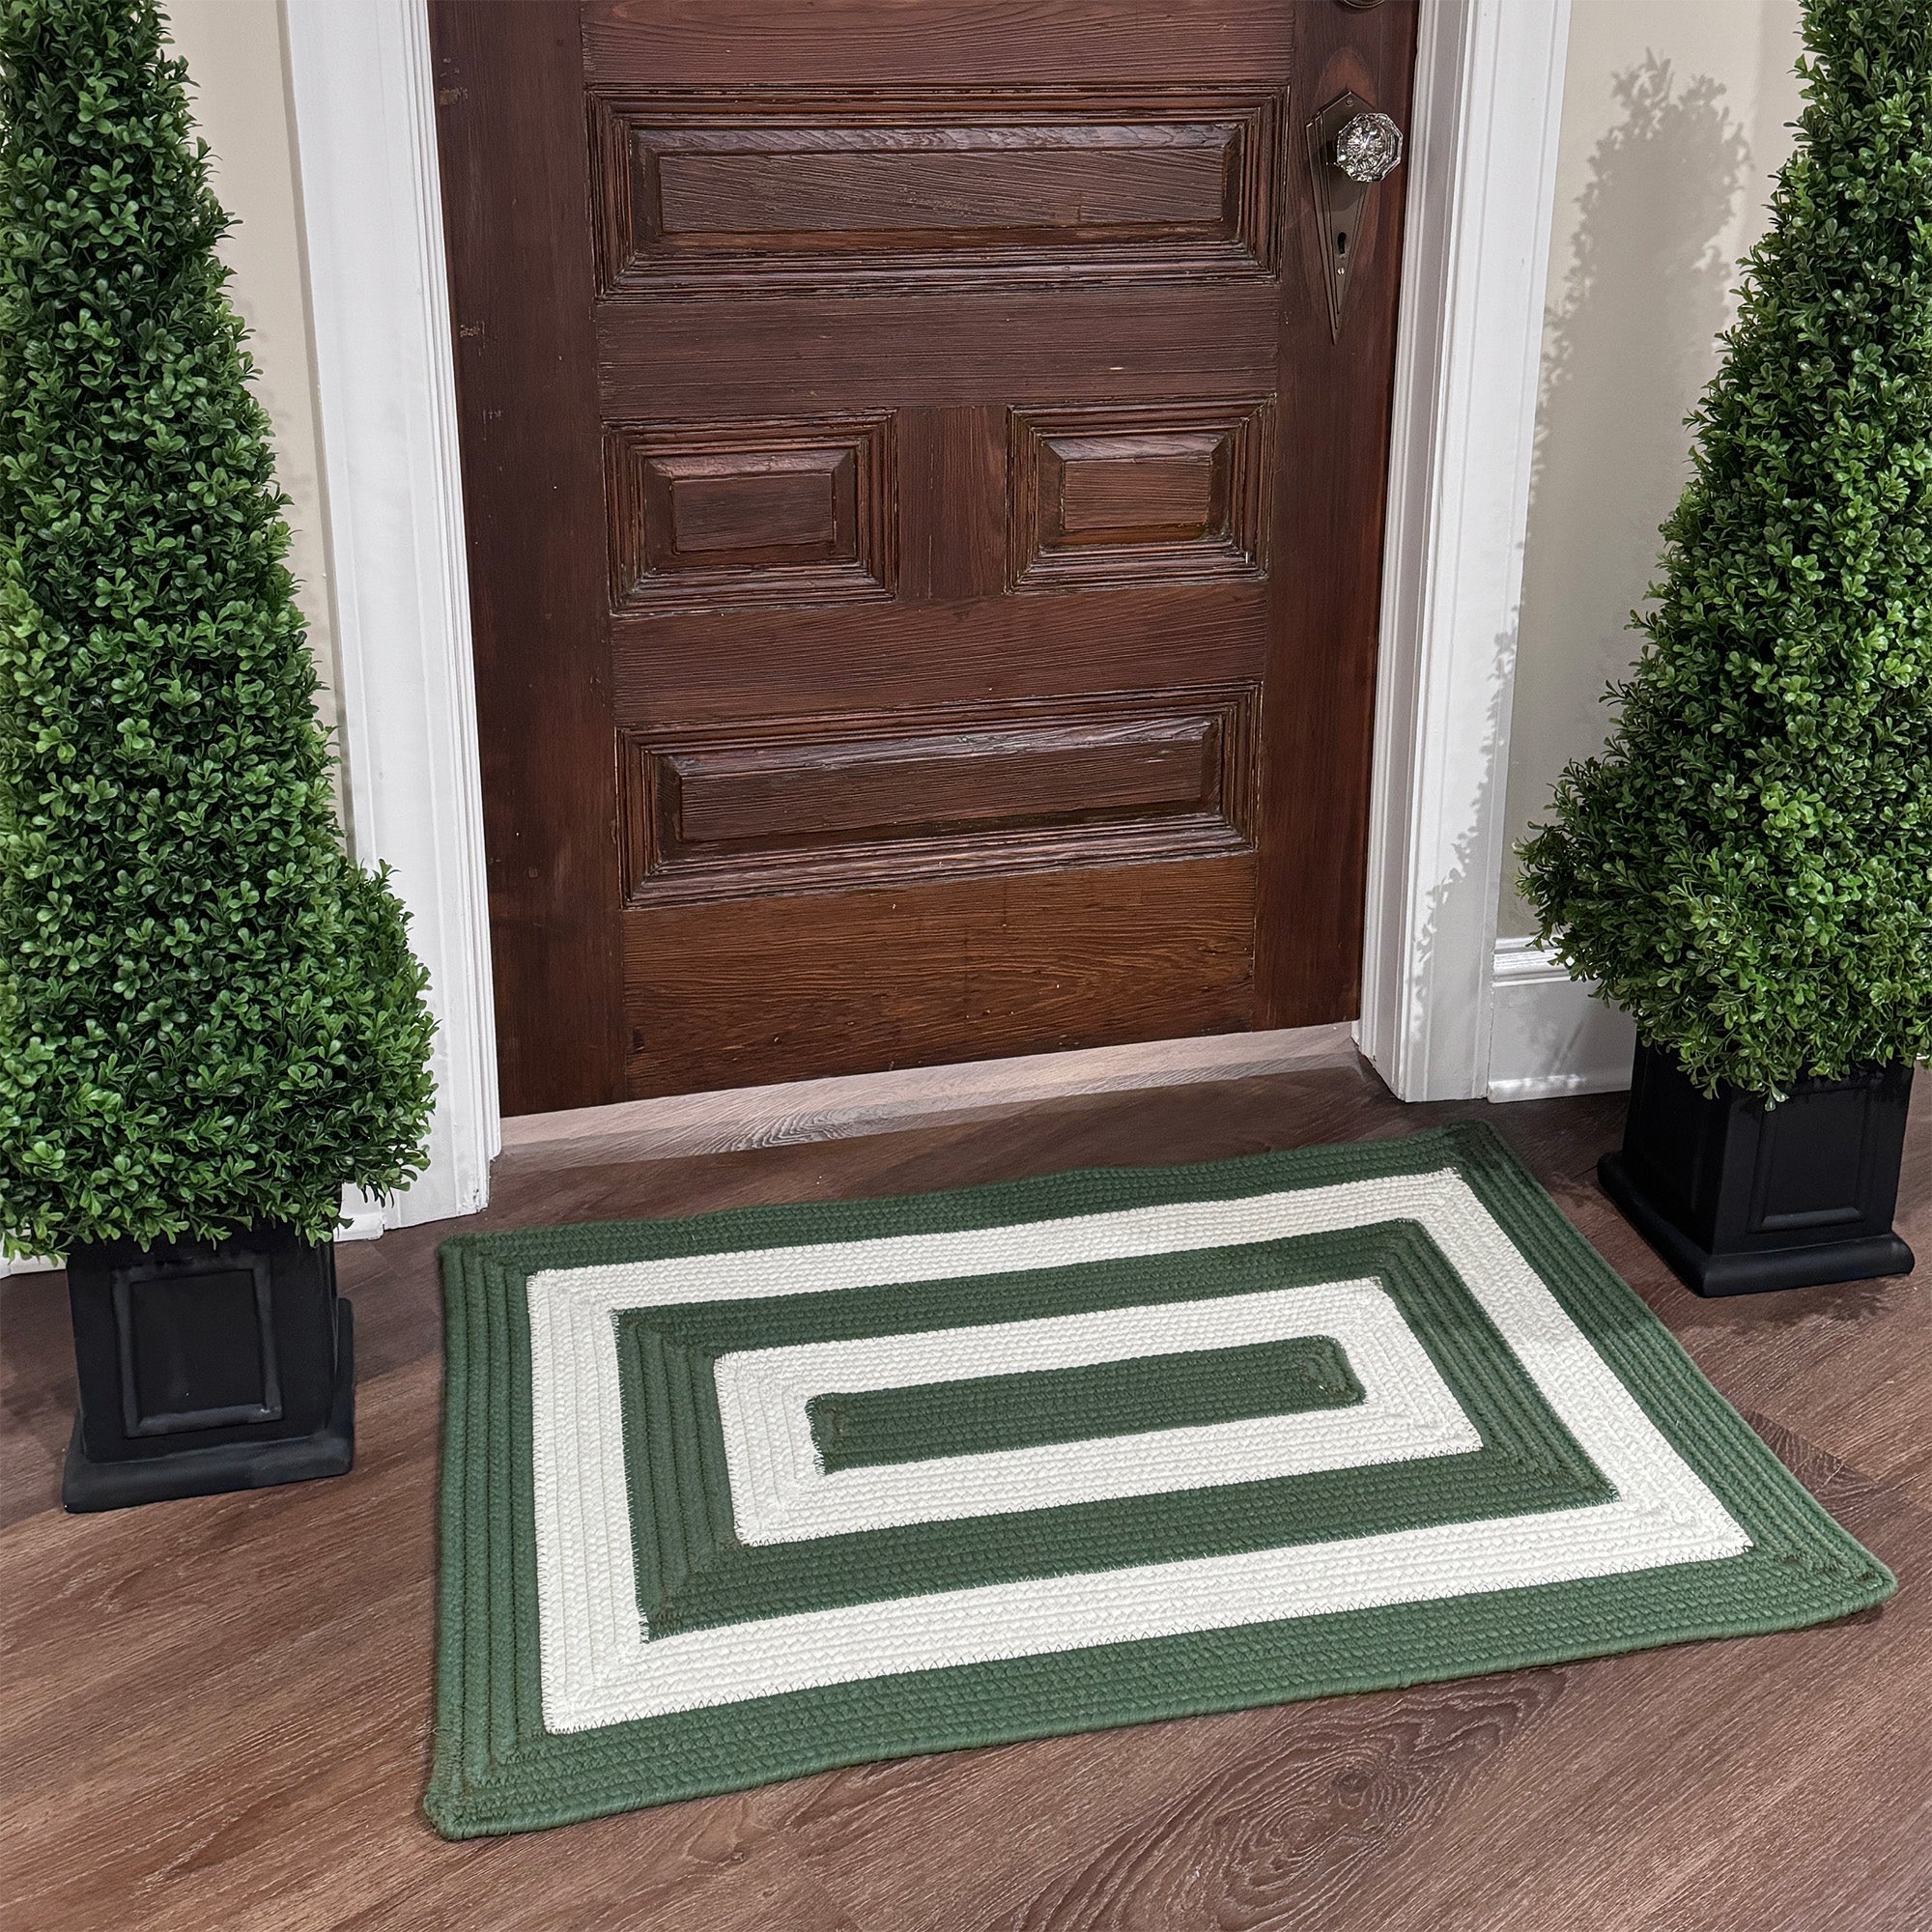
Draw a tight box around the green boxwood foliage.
[0,0,435,1252]
[1520,0,1930,1098]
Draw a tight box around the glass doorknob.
[1333,112,1404,184]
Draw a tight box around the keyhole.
[1336,231,1349,256]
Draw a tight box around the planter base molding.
[1603,1044,1916,1299]
[1599,1154,1912,1297]
[62,1302,355,1512]
[61,1224,356,1513]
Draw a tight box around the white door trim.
[1357,0,1575,1101]
[285,0,498,1227]
[275,0,1573,1229]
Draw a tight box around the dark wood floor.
[4,1056,1928,1932]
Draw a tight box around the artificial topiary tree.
[0,0,436,1257]
[1520,0,1931,1099]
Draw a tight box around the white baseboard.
[337,1187,389,1242]
[1487,937,1634,1102]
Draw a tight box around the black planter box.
[1599,1041,1916,1296]
[62,1223,354,1512]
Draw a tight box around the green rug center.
[807,1336,1365,1471]
[610,1222,1621,1641]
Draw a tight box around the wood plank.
[610,586,1269,726]
[1258,1458,1929,1932]
[582,0,1296,86]
[427,1,626,1114]
[1254,15,1421,1029]
[621,856,1259,1094]
[965,1677,1573,1932]
[597,286,1280,416]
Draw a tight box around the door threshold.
[499,1023,1359,1171]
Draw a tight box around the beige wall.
[1499,0,1807,938]
[162,0,338,738]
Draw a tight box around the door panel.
[622,858,1258,1098]
[596,288,1283,412]
[580,0,1300,88]
[606,412,899,613]
[430,0,1418,1113]
[609,588,1268,724]
[589,88,1285,294]
[619,687,1259,905]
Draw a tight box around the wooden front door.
[430,1,1418,1115]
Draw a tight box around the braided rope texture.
[426,1122,1893,1837]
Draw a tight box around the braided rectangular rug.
[425,1122,1892,1837]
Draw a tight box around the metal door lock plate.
[1306,90,1402,340]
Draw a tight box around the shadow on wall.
[1501,55,1756,935]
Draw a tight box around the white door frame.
[1356,0,1576,1100]
[286,0,497,1229]
[282,0,1575,1226]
